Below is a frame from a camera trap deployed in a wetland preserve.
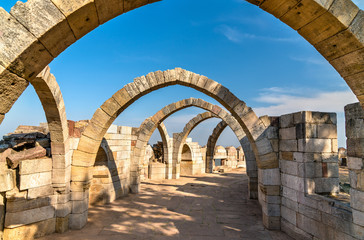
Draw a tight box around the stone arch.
[172,111,254,175]
[0,0,363,125]
[206,121,258,199]
[156,123,173,178]
[132,98,252,182]
[34,67,70,189]
[172,111,216,170]
[73,68,273,178]
[180,143,194,175]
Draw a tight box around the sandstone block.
[281,173,304,192]
[298,138,332,153]
[0,170,15,192]
[279,127,296,140]
[317,124,337,139]
[5,205,54,228]
[351,188,364,212]
[298,203,321,221]
[55,201,71,218]
[20,171,52,190]
[258,168,280,185]
[348,156,364,170]
[27,184,53,199]
[52,0,99,39]
[255,138,273,155]
[353,209,364,227]
[3,217,55,239]
[19,157,52,175]
[10,0,76,57]
[279,139,298,152]
[0,9,53,79]
[69,211,88,230]
[281,205,296,225]
[280,160,298,176]
[314,178,339,194]
[56,215,69,233]
[6,146,46,169]
[94,0,123,24]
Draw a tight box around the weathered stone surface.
[6,146,46,169]
[0,170,15,192]
[3,217,55,239]
[19,157,52,175]
[0,8,53,79]
[10,0,76,57]
[0,66,29,114]
[5,205,54,228]
[27,184,53,199]
[51,0,99,39]
[279,127,296,140]
[298,138,332,153]
[69,211,88,230]
[6,197,50,213]
[351,188,364,212]
[317,124,337,138]
[279,140,298,152]
[19,171,52,190]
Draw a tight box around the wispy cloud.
[290,56,326,65]
[253,88,358,116]
[215,25,299,43]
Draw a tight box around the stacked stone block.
[346,103,364,230]
[89,125,131,204]
[278,111,364,239]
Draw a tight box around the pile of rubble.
[0,125,51,171]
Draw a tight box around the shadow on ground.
[41,169,292,240]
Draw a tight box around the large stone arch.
[0,0,363,126]
[73,68,273,174]
[70,69,280,229]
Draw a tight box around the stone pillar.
[346,103,364,228]
[241,137,258,199]
[279,111,339,235]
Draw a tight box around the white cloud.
[253,89,358,116]
[215,24,299,43]
[290,56,326,65]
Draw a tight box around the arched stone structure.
[0,0,363,126]
[206,121,258,199]
[157,122,173,178]
[132,98,252,181]
[173,111,217,171]
[172,111,256,178]
[34,67,70,189]
[71,68,280,229]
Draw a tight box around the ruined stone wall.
[89,125,132,205]
[346,103,364,235]
[279,110,363,240]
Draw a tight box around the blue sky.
[1,0,362,148]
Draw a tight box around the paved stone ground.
[42,168,292,239]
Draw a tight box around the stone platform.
[41,169,291,240]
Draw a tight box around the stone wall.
[346,103,364,234]
[89,125,132,205]
[279,110,364,240]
